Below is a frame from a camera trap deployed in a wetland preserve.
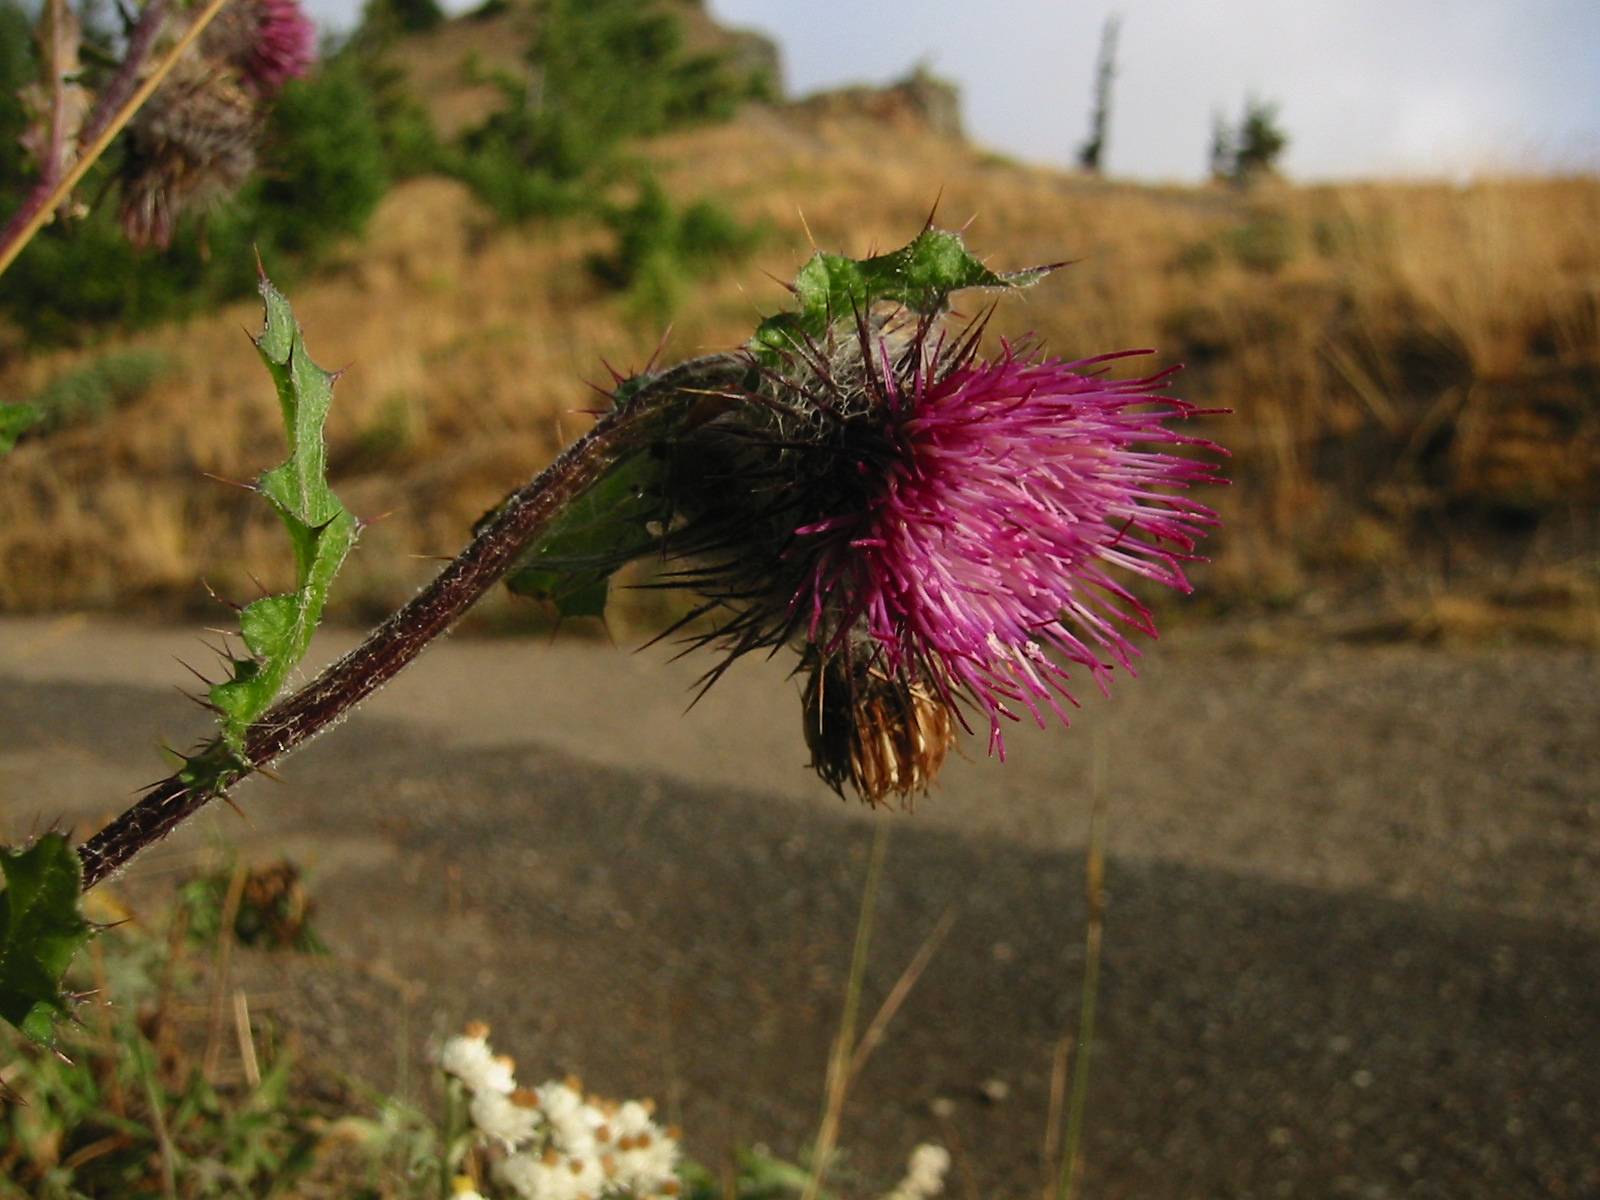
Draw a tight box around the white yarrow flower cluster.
[438,1023,682,1200]
[882,1144,950,1200]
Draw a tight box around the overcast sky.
[304,0,1600,181]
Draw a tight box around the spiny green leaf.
[505,452,672,618]
[0,834,92,1048]
[1,403,41,454]
[209,275,358,750]
[753,227,1053,360]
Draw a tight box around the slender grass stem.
[137,1047,180,1200]
[846,902,956,1085]
[803,815,891,1200]
[77,356,737,890]
[0,0,219,278]
[1057,729,1109,1200]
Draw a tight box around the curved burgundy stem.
[78,355,733,889]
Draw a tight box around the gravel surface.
[1,616,1596,1198]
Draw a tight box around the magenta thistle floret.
[247,0,317,96]
[793,343,1223,754]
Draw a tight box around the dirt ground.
[1,615,1596,1199]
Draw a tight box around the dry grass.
[2,109,1596,640]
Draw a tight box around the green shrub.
[1225,212,1294,273]
[589,178,763,322]
[352,54,449,180]
[253,62,392,256]
[455,0,752,222]
[1210,96,1291,185]
[0,211,210,341]
[358,0,444,36]
[455,145,592,222]
[0,1,31,191]
[29,348,171,431]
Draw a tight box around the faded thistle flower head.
[117,0,315,247]
[633,233,1225,804]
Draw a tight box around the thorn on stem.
[201,471,256,492]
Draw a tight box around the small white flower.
[536,1080,602,1155]
[470,1088,542,1151]
[440,1029,517,1095]
[883,1143,950,1200]
[498,1150,600,1200]
[608,1099,679,1193]
[497,1153,564,1200]
[613,1099,655,1138]
[565,1152,606,1195]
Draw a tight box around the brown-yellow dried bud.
[803,651,956,806]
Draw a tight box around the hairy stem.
[78,0,173,149]
[39,0,73,195]
[78,356,735,890]
[0,0,217,279]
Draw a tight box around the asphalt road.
[1,617,1596,1198]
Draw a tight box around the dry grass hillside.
[2,16,1596,643]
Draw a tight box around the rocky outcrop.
[788,64,965,140]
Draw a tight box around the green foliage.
[1237,99,1289,177]
[249,63,393,258]
[176,859,327,954]
[590,179,765,323]
[26,347,170,432]
[0,204,214,342]
[1225,211,1295,273]
[679,1146,818,1200]
[1,895,324,1196]
[505,452,673,617]
[453,142,591,223]
[0,38,400,340]
[357,57,450,179]
[360,0,445,36]
[0,835,91,1048]
[0,0,37,196]
[455,0,750,221]
[530,0,740,149]
[0,402,40,454]
[1211,97,1290,185]
[754,226,1052,362]
[208,277,358,752]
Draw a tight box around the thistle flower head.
[116,0,313,248]
[650,249,1224,800]
[513,228,1226,804]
